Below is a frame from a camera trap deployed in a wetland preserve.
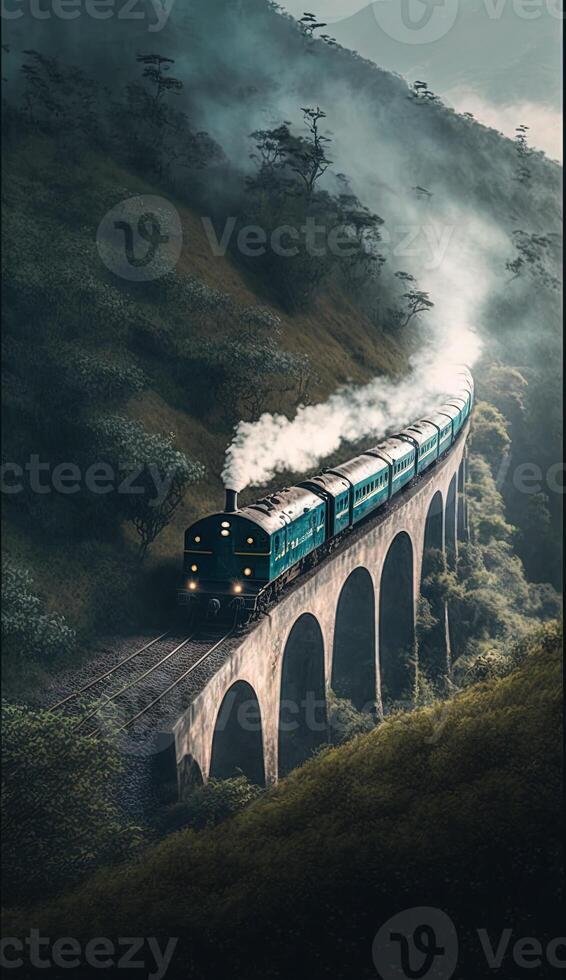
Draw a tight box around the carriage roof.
[237,486,324,534]
[328,452,389,486]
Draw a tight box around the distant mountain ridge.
[331,0,561,106]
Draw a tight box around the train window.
[275,535,280,550]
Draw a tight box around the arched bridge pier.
[173,431,469,793]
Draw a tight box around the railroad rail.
[47,614,239,742]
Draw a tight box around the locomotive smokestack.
[225,489,238,512]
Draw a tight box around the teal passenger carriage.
[180,368,474,620]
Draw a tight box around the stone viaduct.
[173,430,469,794]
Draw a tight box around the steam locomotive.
[179,369,474,621]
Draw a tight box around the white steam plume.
[222,336,480,492]
[222,209,498,493]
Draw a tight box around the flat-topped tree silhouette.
[292,106,332,199]
[299,12,338,47]
[392,271,434,328]
[136,53,183,108]
[408,80,441,106]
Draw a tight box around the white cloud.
[446,89,563,161]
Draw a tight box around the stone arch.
[379,531,415,708]
[446,474,458,567]
[420,491,450,683]
[209,680,265,786]
[331,567,377,712]
[278,613,327,778]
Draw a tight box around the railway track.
[48,616,238,742]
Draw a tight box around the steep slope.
[1,130,408,644]
[5,624,562,979]
[331,1,562,157]
[2,0,561,648]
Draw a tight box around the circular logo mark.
[96,194,183,281]
[371,0,459,45]
[372,907,458,980]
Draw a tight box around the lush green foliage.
[477,363,562,587]
[1,559,76,661]
[445,405,561,680]
[467,401,511,466]
[1,703,143,906]
[159,775,264,834]
[88,415,205,557]
[327,689,376,745]
[6,629,561,980]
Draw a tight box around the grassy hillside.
[2,0,561,669]
[1,129,408,653]
[5,623,561,978]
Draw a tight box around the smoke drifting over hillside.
[222,206,497,491]
[4,0,559,493]
[222,339,479,492]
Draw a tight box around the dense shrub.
[447,410,561,677]
[1,560,76,660]
[1,703,143,905]
[88,415,205,558]
[327,690,375,745]
[159,775,264,834]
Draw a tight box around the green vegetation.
[2,48,409,664]
[0,6,561,969]
[416,401,561,696]
[5,626,561,980]
[159,775,264,835]
[476,364,562,588]
[327,689,376,745]
[1,703,142,907]
[1,559,76,662]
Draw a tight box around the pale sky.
[281,0,368,20]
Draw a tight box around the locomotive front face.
[183,513,271,600]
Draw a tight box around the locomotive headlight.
[190,564,198,573]
[246,537,254,545]
[194,535,201,543]
[221,520,231,528]
[244,567,252,577]
[233,584,243,594]
[188,581,198,591]
[221,529,230,537]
